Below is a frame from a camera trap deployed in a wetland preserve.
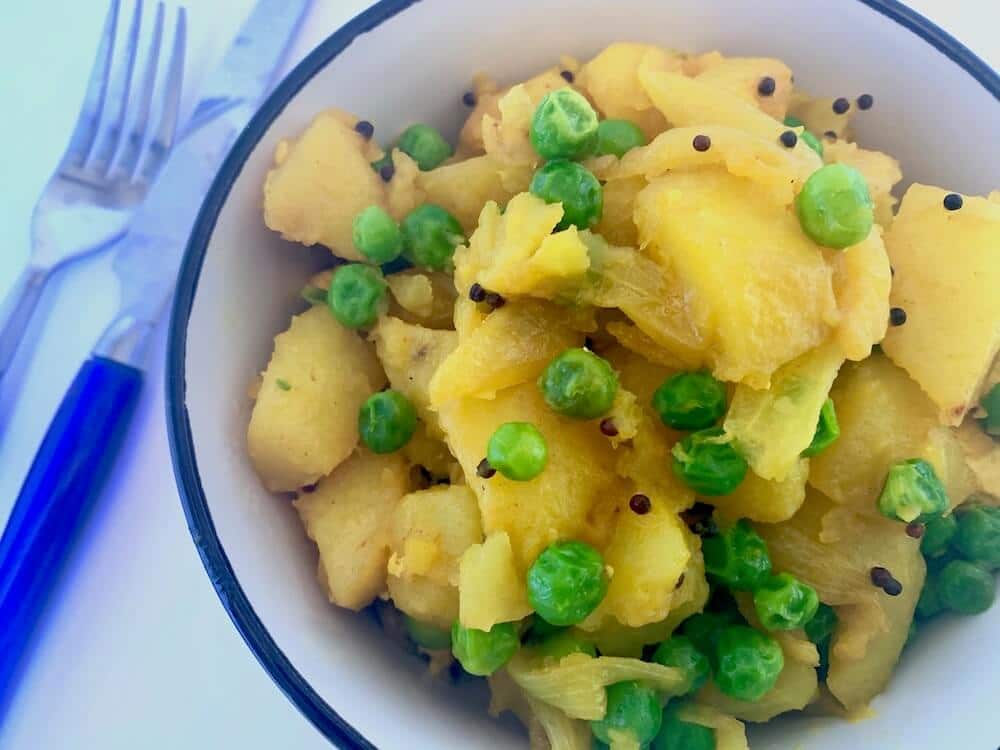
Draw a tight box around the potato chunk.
[459,531,533,630]
[387,485,483,629]
[636,169,838,386]
[248,306,385,491]
[694,56,793,120]
[438,383,619,569]
[881,184,1000,425]
[294,449,408,610]
[829,229,892,361]
[417,155,532,233]
[578,42,682,139]
[263,110,385,261]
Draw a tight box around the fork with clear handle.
[0,0,186,384]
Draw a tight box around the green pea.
[795,163,874,249]
[529,159,603,230]
[652,371,727,431]
[523,615,565,643]
[915,576,944,619]
[877,458,949,523]
[397,123,453,170]
[801,398,839,457]
[713,625,784,702]
[936,559,996,615]
[451,621,520,676]
[352,206,403,264]
[680,609,742,659]
[527,540,607,626]
[327,263,388,329]
[487,422,548,481]
[400,204,465,271]
[533,630,597,661]
[980,383,1000,437]
[651,636,711,694]
[530,87,599,161]
[590,681,662,747]
[595,119,647,158]
[652,702,717,750]
[358,390,417,454]
[803,603,838,644]
[954,505,1000,570]
[921,514,958,558]
[799,129,824,157]
[404,616,451,650]
[702,519,772,591]
[753,573,819,631]
[538,348,619,419]
[671,427,748,496]
[782,116,805,128]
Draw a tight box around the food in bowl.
[246,42,999,749]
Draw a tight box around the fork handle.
[0,356,142,705]
[0,266,49,382]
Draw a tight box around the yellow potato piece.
[809,355,972,516]
[459,531,533,630]
[370,316,457,434]
[955,421,1000,499]
[713,458,810,524]
[263,109,385,261]
[596,125,817,206]
[695,56,794,120]
[636,169,838,387]
[578,42,682,140]
[429,300,579,406]
[387,485,483,629]
[417,155,532,233]
[294,448,408,611]
[787,90,854,140]
[881,184,1000,425]
[438,382,619,569]
[828,229,892,361]
[724,342,844,481]
[248,306,385,491]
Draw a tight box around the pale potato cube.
[248,306,385,491]
[787,90,854,140]
[294,448,409,610]
[385,149,424,220]
[881,184,1000,425]
[459,532,533,630]
[955,420,1000,499]
[263,110,385,261]
[636,169,838,387]
[387,485,483,629]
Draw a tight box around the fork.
[0,0,186,384]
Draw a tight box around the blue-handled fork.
[0,0,186,384]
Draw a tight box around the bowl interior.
[176,0,1000,747]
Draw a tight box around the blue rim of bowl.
[166,1,998,747]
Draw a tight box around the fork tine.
[88,0,144,176]
[62,0,120,168]
[115,2,164,179]
[138,5,185,184]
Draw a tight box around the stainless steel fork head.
[30,0,186,270]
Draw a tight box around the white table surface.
[0,1,995,748]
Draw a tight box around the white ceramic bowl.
[167,1,1000,747]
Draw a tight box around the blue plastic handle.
[0,356,142,709]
